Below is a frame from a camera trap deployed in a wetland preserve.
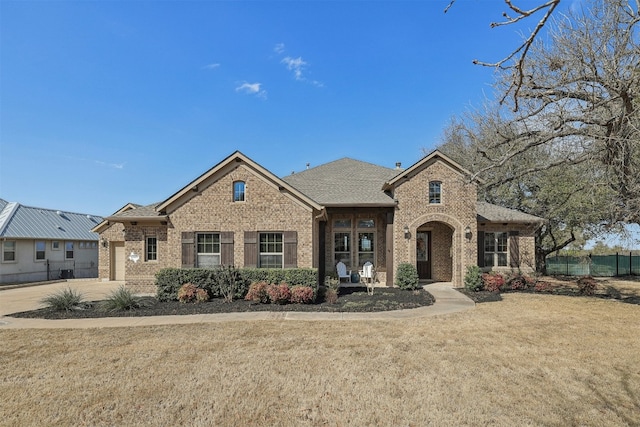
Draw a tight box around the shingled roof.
[282,158,399,206]
[0,199,103,240]
[476,202,544,224]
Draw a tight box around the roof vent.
[306,163,310,170]
[56,210,63,216]
[395,162,402,170]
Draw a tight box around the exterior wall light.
[101,238,108,248]
[403,225,410,239]
[464,226,472,241]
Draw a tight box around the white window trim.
[429,181,442,204]
[2,241,17,263]
[484,232,508,268]
[52,241,60,250]
[65,241,74,260]
[233,181,246,202]
[145,236,158,262]
[196,232,221,268]
[35,241,46,262]
[259,232,283,269]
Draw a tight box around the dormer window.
[429,181,441,204]
[233,181,245,202]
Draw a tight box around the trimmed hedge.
[155,267,318,302]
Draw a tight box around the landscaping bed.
[10,286,435,320]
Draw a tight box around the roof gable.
[384,149,478,190]
[282,158,398,206]
[157,151,322,213]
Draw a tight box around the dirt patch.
[11,286,435,319]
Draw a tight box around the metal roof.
[0,199,104,240]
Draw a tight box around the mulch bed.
[11,286,435,320]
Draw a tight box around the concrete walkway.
[0,280,475,329]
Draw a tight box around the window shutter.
[244,231,258,268]
[477,230,485,268]
[284,231,297,268]
[509,231,520,268]
[221,232,234,266]
[181,232,195,268]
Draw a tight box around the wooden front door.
[416,231,431,279]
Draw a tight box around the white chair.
[336,262,351,283]
[361,262,375,295]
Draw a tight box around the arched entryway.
[415,221,454,282]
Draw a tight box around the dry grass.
[1,289,639,426]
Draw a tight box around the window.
[146,237,158,261]
[233,181,245,202]
[52,241,60,250]
[2,241,16,262]
[259,233,283,268]
[35,241,46,261]
[197,233,220,267]
[429,181,442,204]
[65,242,74,260]
[334,232,351,268]
[484,232,508,267]
[358,232,375,267]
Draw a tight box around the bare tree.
[446,0,561,107]
[468,0,640,225]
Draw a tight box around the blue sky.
[1,0,582,218]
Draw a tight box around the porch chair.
[336,262,351,283]
[361,261,375,295]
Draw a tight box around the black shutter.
[283,231,298,268]
[220,232,234,266]
[477,230,485,268]
[244,231,258,268]
[509,231,520,268]
[181,232,195,268]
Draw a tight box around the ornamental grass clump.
[100,286,145,312]
[40,287,87,311]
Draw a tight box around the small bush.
[395,263,420,290]
[464,265,483,292]
[177,283,209,303]
[40,287,87,311]
[215,266,246,303]
[324,288,338,304]
[482,272,505,293]
[534,281,554,293]
[245,281,270,303]
[267,282,291,304]
[290,286,314,304]
[577,276,598,296]
[505,272,534,291]
[100,286,144,312]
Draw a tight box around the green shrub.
[215,266,246,303]
[395,263,420,290]
[156,267,317,301]
[100,286,144,312]
[464,265,483,292]
[40,287,87,311]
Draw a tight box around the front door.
[416,232,431,279]
[111,242,125,281]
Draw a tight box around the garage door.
[112,242,125,281]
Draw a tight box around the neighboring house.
[0,199,104,283]
[94,150,544,292]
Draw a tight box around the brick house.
[94,150,543,292]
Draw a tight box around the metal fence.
[47,260,98,280]
[545,253,640,277]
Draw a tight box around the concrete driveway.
[0,280,124,316]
